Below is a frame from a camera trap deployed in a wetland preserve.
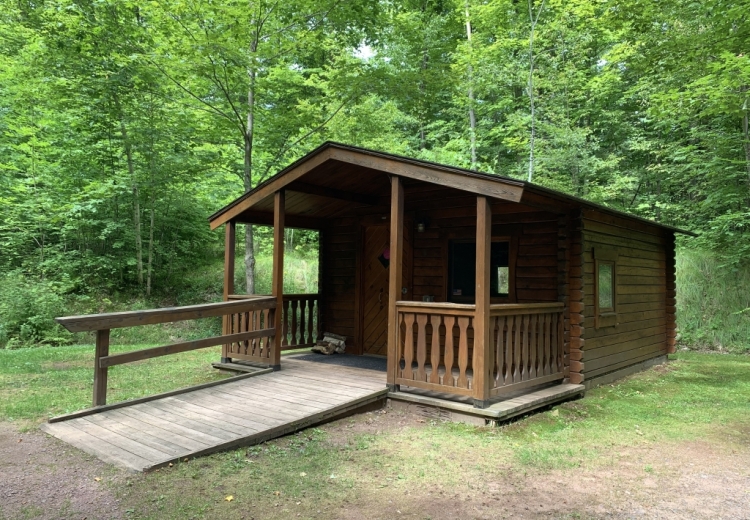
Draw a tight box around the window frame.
[593,246,619,329]
[446,236,517,304]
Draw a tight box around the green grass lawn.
[1,347,749,519]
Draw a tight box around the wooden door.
[361,224,411,356]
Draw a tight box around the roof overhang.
[209,142,524,230]
[209,141,695,237]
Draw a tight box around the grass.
[0,344,230,427]
[1,346,749,518]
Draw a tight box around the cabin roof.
[209,141,695,236]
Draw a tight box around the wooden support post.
[271,190,285,370]
[317,228,324,341]
[387,176,404,391]
[473,196,492,408]
[93,329,110,407]
[221,221,236,363]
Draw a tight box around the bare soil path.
[2,410,749,520]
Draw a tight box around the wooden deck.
[41,358,387,472]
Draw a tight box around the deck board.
[41,358,388,472]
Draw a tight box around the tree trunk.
[465,0,477,171]
[146,202,155,296]
[244,61,257,294]
[742,91,750,201]
[527,0,545,183]
[118,116,143,286]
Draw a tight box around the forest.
[1,0,749,351]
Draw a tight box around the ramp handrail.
[55,297,277,407]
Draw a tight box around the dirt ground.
[2,414,749,520]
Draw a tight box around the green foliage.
[1,0,750,349]
[676,249,750,353]
[0,273,71,348]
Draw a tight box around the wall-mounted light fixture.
[416,217,430,233]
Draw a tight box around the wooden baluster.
[543,313,554,376]
[307,298,315,345]
[415,314,428,381]
[504,315,512,386]
[429,315,442,384]
[298,299,307,346]
[442,316,455,387]
[241,312,249,355]
[456,316,470,389]
[529,313,538,379]
[251,310,258,356]
[520,314,529,381]
[556,312,563,373]
[494,317,503,387]
[402,313,415,380]
[264,308,272,357]
[290,300,298,347]
[282,300,289,347]
[525,314,533,380]
[513,314,521,383]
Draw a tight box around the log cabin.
[209,142,692,409]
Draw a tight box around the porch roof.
[208,142,695,236]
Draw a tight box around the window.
[594,247,618,328]
[448,240,512,303]
[597,262,614,311]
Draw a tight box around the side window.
[448,240,512,303]
[594,247,618,328]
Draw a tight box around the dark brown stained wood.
[271,190,285,368]
[211,148,333,229]
[473,196,492,405]
[581,216,669,380]
[93,329,110,407]
[387,176,404,386]
[583,218,667,246]
[584,230,664,253]
[361,225,391,355]
[233,210,326,230]
[329,147,524,203]
[57,297,276,333]
[287,180,381,206]
[581,208,675,238]
[223,222,236,300]
[99,329,275,368]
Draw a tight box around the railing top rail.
[490,302,564,311]
[228,293,320,301]
[396,301,476,310]
[56,297,277,333]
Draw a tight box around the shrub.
[0,272,72,348]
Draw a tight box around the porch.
[214,144,578,408]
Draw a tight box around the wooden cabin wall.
[319,183,564,352]
[579,210,670,382]
[320,216,359,345]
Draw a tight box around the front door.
[361,224,411,356]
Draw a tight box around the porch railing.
[395,301,564,399]
[227,293,321,352]
[489,303,564,396]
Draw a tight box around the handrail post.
[271,190,285,370]
[222,220,236,364]
[387,176,404,392]
[473,196,492,408]
[93,329,110,407]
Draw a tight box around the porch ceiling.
[208,143,525,230]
